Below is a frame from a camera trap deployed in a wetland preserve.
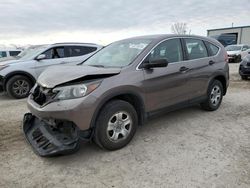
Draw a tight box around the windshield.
[84,39,152,68]
[225,45,242,51]
[17,45,47,60]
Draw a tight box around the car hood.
[37,65,121,88]
[227,50,241,55]
[0,58,24,65]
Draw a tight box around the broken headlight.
[53,82,101,100]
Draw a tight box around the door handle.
[209,60,215,65]
[179,66,189,73]
[60,61,67,64]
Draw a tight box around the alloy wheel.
[210,85,221,106]
[106,111,132,142]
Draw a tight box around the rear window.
[9,51,21,56]
[65,46,97,57]
[205,42,220,56]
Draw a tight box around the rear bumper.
[23,113,80,157]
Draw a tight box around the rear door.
[64,45,98,64]
[142,38,191,112]
[35,46,67,76]
[182,38,214,100]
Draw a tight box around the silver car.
[0,43,102,98]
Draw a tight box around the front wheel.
[94,100,138,150]
[6,75,32,99]
[200,80,223,111]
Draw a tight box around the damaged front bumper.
[23,113,81,157]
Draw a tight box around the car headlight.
[0,65,9,71]
[53,81,101,100]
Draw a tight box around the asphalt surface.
[0,63,249,188]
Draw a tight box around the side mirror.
[143,59,169,69]
[36,54,46,61]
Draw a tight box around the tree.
[171,23,188,35]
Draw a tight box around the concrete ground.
[0,64,249,188]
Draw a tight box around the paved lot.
[0,64,249,188]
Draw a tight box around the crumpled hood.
[38,65,121,88]
[227,50,241,55]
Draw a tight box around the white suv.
[0,43,102,98]
[0,48,22,58]
[226,44,250,63]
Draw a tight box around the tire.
[236,55,241,63]
[241,75,248,80]
[6,75,33,99]
[94,100,138,151]
[200,80,223,111]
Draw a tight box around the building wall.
[241,28,250,45]
[207,27,250,45]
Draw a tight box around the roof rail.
[52,42,98,46]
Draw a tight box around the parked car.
[239,54,250,80]
[0,48,22,58]
[0,43,102,98]
[225,44,250,63]
[23,34,229,157]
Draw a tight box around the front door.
[142,38,190,112]
[35,46,68,77]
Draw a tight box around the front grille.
[247,62,250,67]
[32,85,56,106]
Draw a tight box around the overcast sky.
[0,0,249,45]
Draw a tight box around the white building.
[207,26,250,46]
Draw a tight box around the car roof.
[122,34,213,40]
[116,34,221,46]
[50,43,102,47]
[243,54,250,62]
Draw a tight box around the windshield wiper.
[89,65,105,68]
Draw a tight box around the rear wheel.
[200,80,223,111]
[6,75,32,99]
[94,100,138,150]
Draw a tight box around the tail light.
[225,54,229,63]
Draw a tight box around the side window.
[9,51,21,56]
[42,47,65,59]
[184,38,208,60]
[205,42,219,56]
[0,51,7,58]
[65,46,97,57]
[147,39,183,63]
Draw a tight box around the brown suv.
[23,34,229,156]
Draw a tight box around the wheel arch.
[3,71,36,90]
[90,91,146,129]
[212,75,227,95]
